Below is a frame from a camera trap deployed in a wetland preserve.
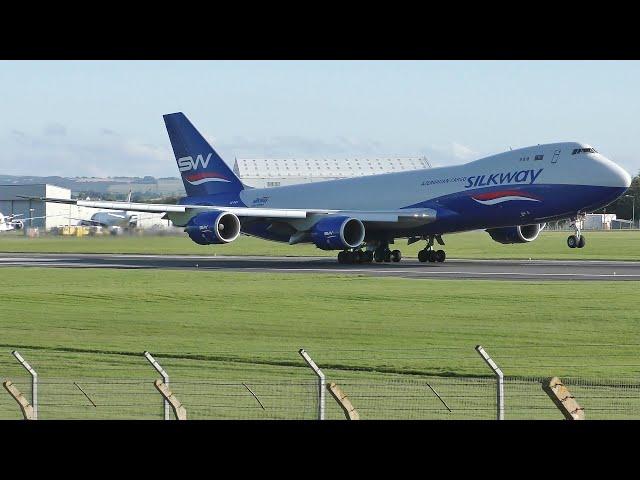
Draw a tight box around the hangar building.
[0,184,73,230]
[232,157,431,188]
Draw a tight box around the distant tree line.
[593,170,640,220]
[75,190,182,203]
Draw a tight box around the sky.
[0,60,638,178]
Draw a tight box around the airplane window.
[572,148,598,155]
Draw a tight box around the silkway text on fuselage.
[464,168,544,189]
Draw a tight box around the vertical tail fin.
[163,112,244,197]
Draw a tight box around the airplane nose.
[599,155,632,188]
[610,161,632,188]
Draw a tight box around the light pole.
[624,195,635,229]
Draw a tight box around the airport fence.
[1,344,639,420]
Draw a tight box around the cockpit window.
[572,147,598,155]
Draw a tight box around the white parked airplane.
[29,113,632,263]
[79,191,138,229]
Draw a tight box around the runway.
[1,253,640,280]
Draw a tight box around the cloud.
[419,142,482,167]
[213,135,391,158]
[451,142,478,160]
[1,129,173,177]
[44,123,67,136]
[1,128,485,177]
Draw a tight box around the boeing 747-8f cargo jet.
[33,113,632,263]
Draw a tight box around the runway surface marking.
[1,253,639,280]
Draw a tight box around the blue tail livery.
[163,112,244,197]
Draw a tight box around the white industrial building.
[0,184,75,230]
[233,157,431,188]
[582,213,617,230]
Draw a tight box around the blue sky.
[1,60,638,177]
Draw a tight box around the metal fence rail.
[2,345,640,420]
[323,376,496,420]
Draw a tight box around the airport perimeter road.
[1,253,640,280]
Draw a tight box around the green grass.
[0,267,638,419]
[1,229,640,260]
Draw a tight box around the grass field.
[1,267,638,419]
[1,229,640,260]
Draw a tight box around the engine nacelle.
[311,216,365,250]
[185,211,241,245]
[486,223,545,244]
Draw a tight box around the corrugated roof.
[233,157,430,178]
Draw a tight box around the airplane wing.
[22,197,436,226]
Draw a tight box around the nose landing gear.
[567,217,586,249]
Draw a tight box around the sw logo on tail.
[178,153,213,172]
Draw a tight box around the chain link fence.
[1,345,639,419]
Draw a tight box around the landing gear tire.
[418,249,429,263]
[427,250,437,263]
[337,251,347,264]
[435,249,446,263]
[374,249,386,263]
[567,235,578,249]
[577,236,586,248]
[391,250,402,263]
[384,250,392,263]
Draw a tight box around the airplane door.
[551,149,561,164]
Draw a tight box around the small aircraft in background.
[0,212,49,232]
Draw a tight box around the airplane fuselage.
[178,142,630,243]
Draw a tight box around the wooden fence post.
[542,377,585,420]
[3,380,35,420]
[153,379,187,420]
[327,382,359,420]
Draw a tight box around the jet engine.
[486,223,545,244]
[184,211,241,245]
[311,216,365,250]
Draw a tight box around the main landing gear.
[337,242,401,264]
[337,249,373,264]
[567,217,586,249]
[417,235,446,263]
[372,241,401,263]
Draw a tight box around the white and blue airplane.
[78,191,138,230]
[35,113,632,263]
